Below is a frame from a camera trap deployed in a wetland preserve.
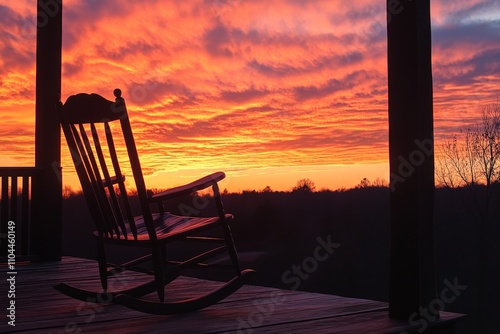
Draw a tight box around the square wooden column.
[31,0,63,261]
[387,0,437,320]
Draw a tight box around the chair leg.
[96,239,108,291]
[213,183,242,275]
[152,246,166,302]
[221,219,242,275]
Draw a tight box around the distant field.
[62,185,500,333]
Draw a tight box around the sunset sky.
[1,0,499,192]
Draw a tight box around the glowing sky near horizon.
[1,0,499,192]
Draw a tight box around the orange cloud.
[1,0,499,191]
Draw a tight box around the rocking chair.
[54,89,253,314]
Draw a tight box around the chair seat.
[94,212,233,242]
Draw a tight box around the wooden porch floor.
[1,257,463,333]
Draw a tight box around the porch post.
[387,0,437,319]
[31,0,63,261]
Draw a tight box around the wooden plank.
[0,167,40,177]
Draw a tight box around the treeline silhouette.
[62,183,500,333]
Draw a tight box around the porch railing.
[0,167,39,260]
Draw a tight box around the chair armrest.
[150,171,226,202]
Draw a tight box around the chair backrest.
[59,89,156,241]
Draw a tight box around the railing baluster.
[0,167,38,259]
[10,176,18,224]
[1,175,8,256]
[22,175,31,255]
[1,175,8,220]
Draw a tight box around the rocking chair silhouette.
[54,89,253,314]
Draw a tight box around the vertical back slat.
[78,124,120,237]
[119,111,156,241]
[91,123,128,238]
[105,122,138,239]
[79,124,121,238]
[68,124,112,237]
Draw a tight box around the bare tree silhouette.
[292,178,316,192]
[355,177,389,189]
[356,178,371,188]
[436,102,500,219]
